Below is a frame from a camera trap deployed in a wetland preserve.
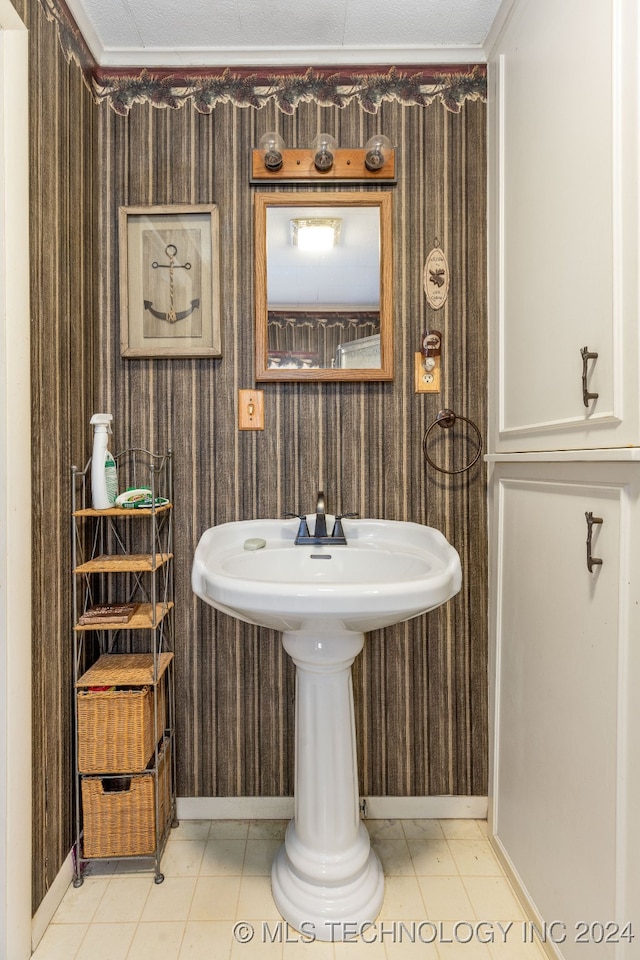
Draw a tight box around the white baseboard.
[364,796,488,820]
[31,847,74,951]
[489,832,563,960]
[176,795,488,821]
[177,796,295,820]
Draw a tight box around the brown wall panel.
[17,0,99,910]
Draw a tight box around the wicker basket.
[81,738,172,859]
[77,686,146,773]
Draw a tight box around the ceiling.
[63,0,505,69]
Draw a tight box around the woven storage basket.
[77,681,167,774]
[82,739,172,859]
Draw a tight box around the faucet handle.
[331,512,358,538]
[285,512,310,538]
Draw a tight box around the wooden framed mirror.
[254,191,393,381]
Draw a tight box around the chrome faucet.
[286,490,358,546]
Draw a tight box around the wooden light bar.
[250,148,396,184]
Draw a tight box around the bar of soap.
[244,538,266,551]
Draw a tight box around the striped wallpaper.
[24,0,487,911]
[98,97,488,800]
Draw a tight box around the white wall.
[0,2,32,957]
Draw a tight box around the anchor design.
[144,298,201,322]
[144,243,200,324]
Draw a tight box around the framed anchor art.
[118,204,221,358]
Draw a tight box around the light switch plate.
[238,389,265,430]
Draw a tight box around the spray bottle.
[90,413,118,509]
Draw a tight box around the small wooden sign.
[423,242,450,309]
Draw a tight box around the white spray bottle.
[90,413,118,509]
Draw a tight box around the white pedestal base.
[272,628,384,942]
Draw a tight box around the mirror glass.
[254,192,393,381]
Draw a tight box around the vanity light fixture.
[290,217,342,252]
[251,134,396,184]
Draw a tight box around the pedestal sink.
[192,514,461,941]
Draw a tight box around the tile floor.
[33,819,547,960]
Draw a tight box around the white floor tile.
[31,923,88,960]
[51,877,109,924]
[462,877,527,922]
[126,922,186,960]
[74,921,137,960]
[82,858,118,878]
[379,876,426,919]
[229,920,285,958]
[248,819,288,840]
[111,859,158,877]
[333,934,386,957]
[141,876,197,922]
[209,819,251,839]
[447,841,503,878]
[437,938,493,960]
[92,876,151,923]
[418,875,476,921]
[283,935,335,958]
[401,820,445,841]
[237,875,283,920]
[161,839,207,877]
[242,839,282,876]
[371,839,415,876]
[199,838,247,876]
[366,819,405,840]
[188,875,242,920]
[178,920,235,959]
[407,840,458,876]
[384,931,440,960]
[440,820,486,840]
[488,934,549,960]
[170,819,211,841]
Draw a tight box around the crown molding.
[94,44,488,70]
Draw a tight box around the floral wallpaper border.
[41,0,487,115]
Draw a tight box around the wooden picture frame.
[119,204,221,358]
[254,191,393,381]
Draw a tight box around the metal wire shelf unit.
[70,448,177,885]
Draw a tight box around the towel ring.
[423,408,483,475]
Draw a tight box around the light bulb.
[312,132,337,171]
[258,131,285,172]
[364,134,392,171]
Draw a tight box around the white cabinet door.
[491,462,639,959]
[488,0,639,452]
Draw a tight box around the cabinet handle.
[585,511,603,572]
[581,346,599,407]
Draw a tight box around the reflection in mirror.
[254,192,393,381]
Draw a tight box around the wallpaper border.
[38,0,487,115]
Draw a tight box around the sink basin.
[192,514,461,941]
[191,517,461,633]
